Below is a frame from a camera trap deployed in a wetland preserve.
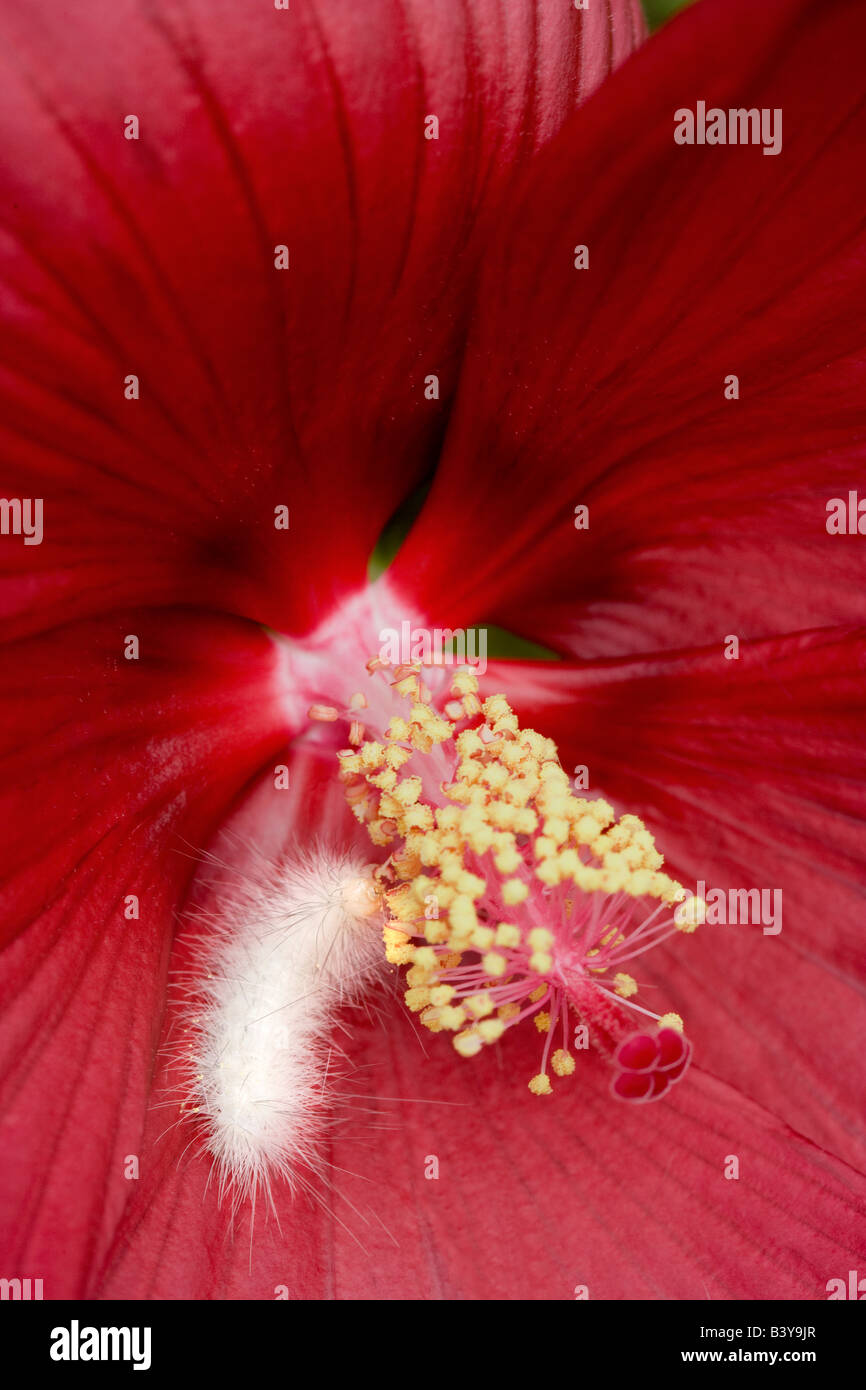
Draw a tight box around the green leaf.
[643,0,697,31]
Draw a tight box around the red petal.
[486,628,866,1169]
[98,1006,866,1298]
[0,612,291,1293]
[0,0,642,642]
[389,0,866,653]
[35,718,859,1300]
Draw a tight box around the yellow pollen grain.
[497,1002,520,1021]
[455,729,484,758]
[482,951,508,978]
[478,1018,506,1044]
[613,972,638,998]
[658,1012,684,1033]
[488,802,516,831]
[429,985,455,1006]
[495,923,521,949]
[384,745,412,769]
[360,740,386,768]
[470,926,495,950]
[551,1049,575,1076]
[392,776,423,807]
[494,846,521,874]
[527,927,554,951]
[534,1011,551,1033]
[423,920,449,945]
[394,675,420,698]
[623,868,653,897]
[406,964,434,987]
[438,1005,467,1031]
[402,804,434,832]
[451,671,478,697]
[502,878,529,906]
[386,885,418,922]
[465,825,496,856]
[482,762,509,792]
[466,993,495,1018]
[657,875,685,905]
[543,816,569,844]
[529,984,547,1003]
[675,897,705,932]
[404,987,431,1012]
[529,951,553,974]
[369,768,397,791]
[535,858,562,887]
[482,694,512,721]
[448,896,478,936]
[456,870,486,898]
[384,942,414,966]
[453,1029,483,1058]
[528,1073,553,1096]
[411,874,435,903]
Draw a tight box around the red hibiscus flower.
[1,0,865,1303]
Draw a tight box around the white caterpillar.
[173,844,384,1209]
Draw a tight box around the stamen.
[319,661,699,1103]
